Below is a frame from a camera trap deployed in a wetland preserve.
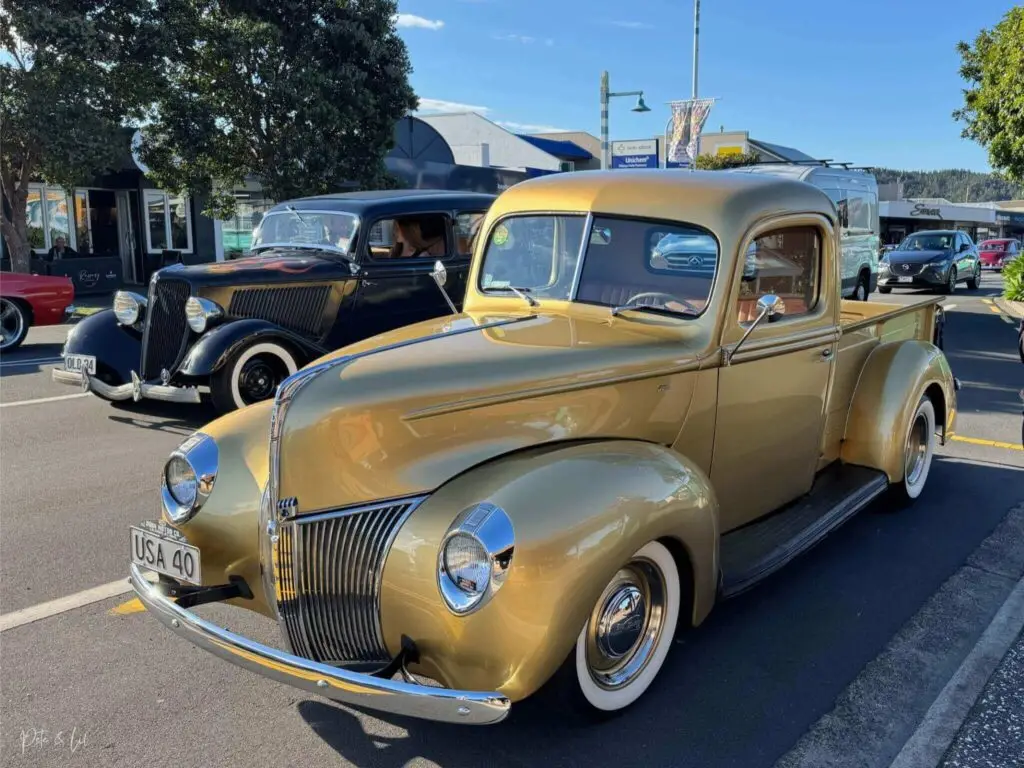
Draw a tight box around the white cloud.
[493,33,552,45]
[497,121,573,134]
[394,13,445,30]
[608,20,654,29]
[416,98,490,114]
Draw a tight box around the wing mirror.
[958,243,970,253]
[430,259,459,316]
[723,294,786,366]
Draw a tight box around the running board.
[719,465,889,598]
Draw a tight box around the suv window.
[737,225,821,324]
[367,213,450,260]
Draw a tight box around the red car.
[978,238,1021,271]
[1,272,75,351]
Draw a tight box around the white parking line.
[0,579,133,633]
[0,393,89,408]
[0,356,63,367]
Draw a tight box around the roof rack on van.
[753,159,874,172]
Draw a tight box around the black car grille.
[141,278,191,379]
[228,285,331,337]
[275,500,418,665]
[889,262,925,276]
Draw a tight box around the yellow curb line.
[950,435,1023,451]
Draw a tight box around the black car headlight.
[113,291,147,326]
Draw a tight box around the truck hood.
[276,311,709,514]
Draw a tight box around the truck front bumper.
[128,563,511,725]
[52,368,201,404]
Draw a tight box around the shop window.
[144,191,193,253]
[221,193,275,259]
[25,184,75,253]
[559,160,575,172]
[737,225,820,324]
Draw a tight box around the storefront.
[879,200,997,246]
[994,208,1024,241]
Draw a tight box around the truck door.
[711,220,839,532]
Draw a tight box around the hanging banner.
[665,98,716,168]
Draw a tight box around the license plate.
[64,354,96,375]
[130,524,202,585]
[897,276,914,283]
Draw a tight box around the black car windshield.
[899,233,954,251]
[478,214,719,316]
[251,210,358,257]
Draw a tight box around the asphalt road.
[1,275,1022,768]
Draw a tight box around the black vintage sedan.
[878,229,982,295]
[53,189,494,413]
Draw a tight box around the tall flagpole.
[692,0,700,100]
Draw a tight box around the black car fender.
[178,319,328,379]
[61,309,143,387]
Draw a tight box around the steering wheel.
[624,292,701,315]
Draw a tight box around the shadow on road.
[0,342,64,377]
[105,398,216,434]
[296,456,1024,768]
[945,308,1023,418]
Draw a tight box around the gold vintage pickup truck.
[129,170,958,726]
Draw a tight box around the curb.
[993,296,1024,319]
[888,575,1024,768]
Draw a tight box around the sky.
[395,0,1017,172]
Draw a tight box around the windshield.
[898,233,954,251]
[980,240,1006,251]
[479,214,720,316]
[251,210,358,257]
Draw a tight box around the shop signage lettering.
[910,203,943,218]
[611,139,659,170]
[78,270,100,287]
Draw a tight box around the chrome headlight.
[438,503,514,615]
[161,433,218,524]
[185,296,223,333]
[113,290,147,326]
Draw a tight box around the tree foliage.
[872,168,1023,203]
[953,7,1024,184]
[0,1,163,272]
[140,0,417,220]
[695,151,762,171]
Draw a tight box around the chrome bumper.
[128,564,511,725]
[52,368,201,404]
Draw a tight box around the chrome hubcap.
[905,413,929,486]
[586,559,667,690]
[0,299,24,350]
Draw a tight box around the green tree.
[0,1,163,272]
[140,0,417,220]
[694,151,762,171]
[953,8,1024,184]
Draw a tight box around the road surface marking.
[943,304,957,310]
[0,393,90,408]
[1001,315,1016,325]
[982,299,994,305]
[0,579,134,633]
[110,598,147,615]
[950,435,1023,452]
[0,356,63,367]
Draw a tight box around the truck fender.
[379,439,719,701]
[60,309,142,387]
[178,319,326,378]
[841,339,956,482]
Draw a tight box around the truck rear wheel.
[537,541,680,721]
[888,395,936,508]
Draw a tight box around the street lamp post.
[600,70,651,170]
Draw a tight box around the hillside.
[872,168,1023,203]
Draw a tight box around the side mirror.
[958,243,970,253]
[724,294,786,366]
[431,259,447,287]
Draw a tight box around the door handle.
[361,279,377,287]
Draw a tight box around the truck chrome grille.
[274,499,421,665]
[141,278,191,379]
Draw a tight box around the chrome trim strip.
[129,563,511,725]
[289,495,428,526]
[568,212,594,301]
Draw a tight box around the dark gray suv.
[878,229,982,294]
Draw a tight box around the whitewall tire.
[539,540,681,719]
[210,341,298,413]
[890,396,936,505]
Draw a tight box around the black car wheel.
[0,298,30,352]
[966,263,980,290]
[879,286,892,294]
[943,267,957,295]
[210,341,298,413]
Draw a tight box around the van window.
[846,189,877,232]
[823,188,849,228]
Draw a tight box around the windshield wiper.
[286,205,307,226]
[611,300,700,318]
[491,285,539,307]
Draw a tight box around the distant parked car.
[0,272,75,351]
[878,230,981,295]
[53,190,495,412]
[978,238,1020,271]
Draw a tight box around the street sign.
[611,139,659,169]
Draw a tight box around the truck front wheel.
[538,540,681,720]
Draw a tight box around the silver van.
[730,164,880,300]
